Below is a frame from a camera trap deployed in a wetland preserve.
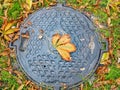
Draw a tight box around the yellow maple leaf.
[52,33,76,61]
[0,17,19,41]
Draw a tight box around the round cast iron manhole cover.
[10,3,108,90]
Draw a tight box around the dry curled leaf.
[25,80,31,86]
[93,0,101,7]
[52,33,76,61]
[21,32,30,39]
[0,48,11,56]
[17,84,24,90]
[27,21,32,25]
[110,85,118,90]
[96,66,110,75]
[93,80,112,88]
[116,78,120,85]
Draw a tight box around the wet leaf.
[52,33,76,61]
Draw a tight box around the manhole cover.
[10,1,108,90]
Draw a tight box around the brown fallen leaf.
[80,84,84,90]
[16,78,22,85]
[17,84,24,90]
[96,66,110,75]
[7,58,11,66]
[27,21,32,25]
[107,37,113,57]
[116,78,120,85]
[0,48,11,56]
[107,17,112,26]
[77,0,82,3]
[104,6,110,16]
[110,85,118,90]
[12,35,20,42]
[39,87,42,90]
[21,32,30,39]
[13,70,23,79]
[49,2,57,6]
[93,0,101,7]
[25,80,31,86]
[61,83,67,89]
[0,81,3,87]
[52,33,76,61]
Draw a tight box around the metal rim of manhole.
[10,0,108,89]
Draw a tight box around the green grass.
[8,1,22,19]
[0,70,19,89]
[106,65,120,80]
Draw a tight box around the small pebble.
[80,38,85,41]
[118,58,120,63]
[38,35,43,39]
[80,67,85,71]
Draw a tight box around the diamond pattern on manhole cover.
[10,3,108,89]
